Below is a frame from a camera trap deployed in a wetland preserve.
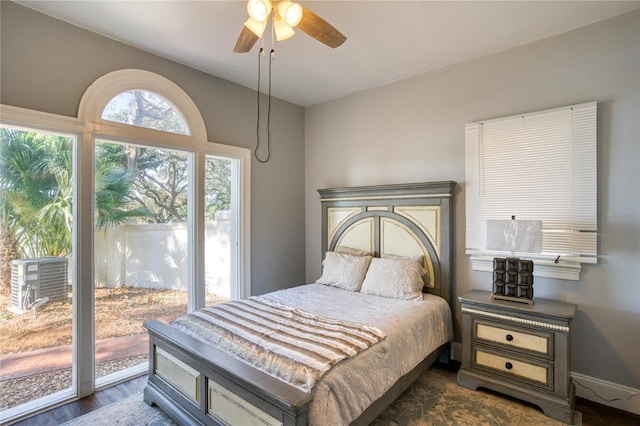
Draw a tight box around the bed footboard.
[143,320,312,426]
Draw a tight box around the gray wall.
[0,1,306,296]
[306,10,640,389]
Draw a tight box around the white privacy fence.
[94,219,231,298]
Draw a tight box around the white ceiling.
[16,1,640,107]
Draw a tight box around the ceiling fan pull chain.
[255,48,267,163]
[254,47,272,163]
[263,48,274,162]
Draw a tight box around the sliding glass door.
[94,140,195,384]
[0,126,76,415]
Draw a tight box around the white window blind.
[465,102,597,272]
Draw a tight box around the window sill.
[469,255,582,281]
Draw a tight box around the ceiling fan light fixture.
[247,0,272,23]
[277,1,303,27]
[274,15,295,41]
[234,0,346,53]
[244,17,267,38]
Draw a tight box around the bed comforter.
[172,283,452,425]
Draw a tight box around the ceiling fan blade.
[296,6,346,49]
[233,25,259,53]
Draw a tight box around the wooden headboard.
[318,181,456,305]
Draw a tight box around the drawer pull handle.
[505,334,514,342]
[505,362,513,370]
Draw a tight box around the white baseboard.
[571,372,640,416]
[447,342,639,416]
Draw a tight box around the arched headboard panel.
[318,181,456,305]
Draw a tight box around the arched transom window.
[102,89,190,135]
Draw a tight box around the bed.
[143,181,456,425]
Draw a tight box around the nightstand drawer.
[474,320,552,358]
[472,346,553,390]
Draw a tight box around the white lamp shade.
[485,219,542,253]
[247,0,272,23]
[277,1,303,27]
[244,17,267,38]
[274,16,295,41]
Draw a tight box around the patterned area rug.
[373,366,581,425]
[60,392,174,426]
[62,365,580,425]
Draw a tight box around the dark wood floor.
[576,399,640,426]
[10,373,640,425]
[11,375,148,426]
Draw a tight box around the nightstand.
[457,290,577,424]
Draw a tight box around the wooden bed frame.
[144,181,456,425]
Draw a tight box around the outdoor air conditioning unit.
[11,257,69,311]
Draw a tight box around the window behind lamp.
[465,102,597,279]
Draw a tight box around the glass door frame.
[91,135,197,389]
[0,109,86,423]
[91,124,249,389]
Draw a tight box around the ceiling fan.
[233,0,347,53]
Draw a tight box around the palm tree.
[94,162,151,229]
[0,129,61,293]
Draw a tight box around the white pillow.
[336,246,371,257]
[381,253,428,276]
[360,257,425,300]
[317,252,372,291]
